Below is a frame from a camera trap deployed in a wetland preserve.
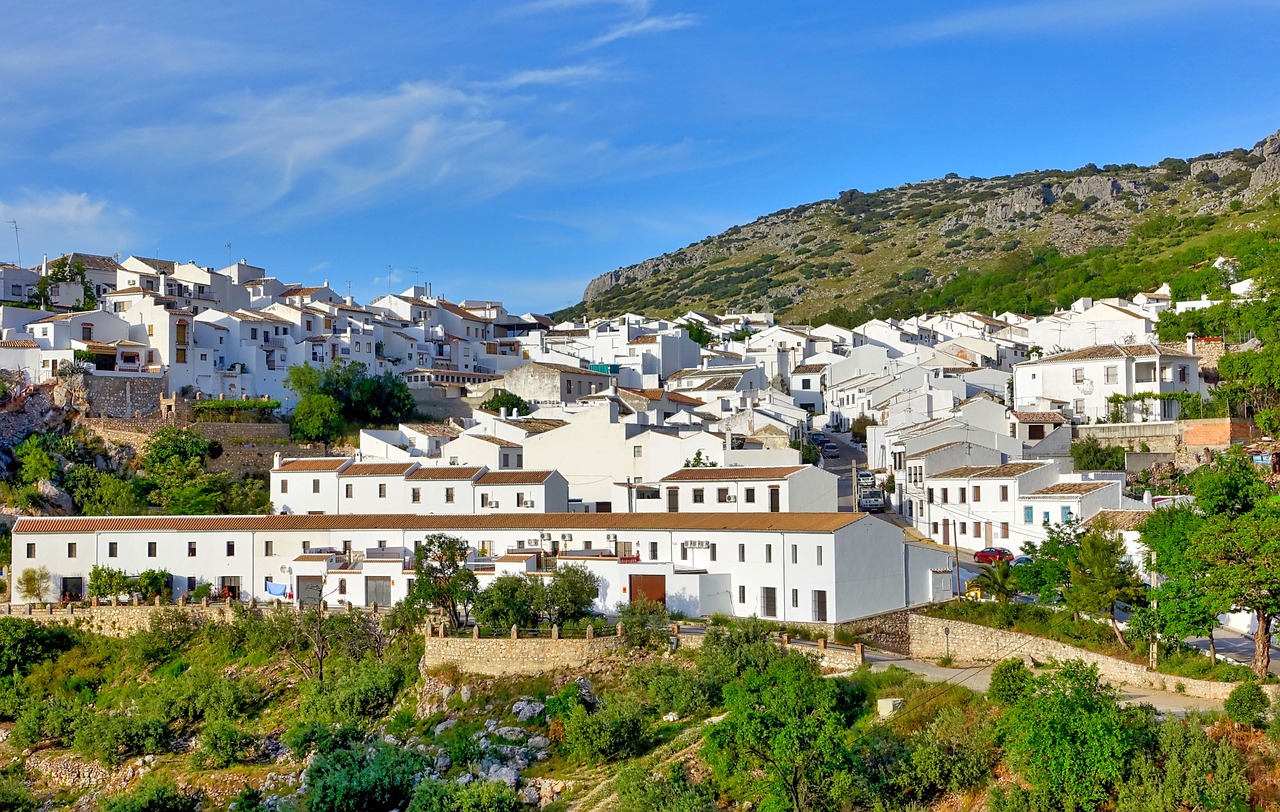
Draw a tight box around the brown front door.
[667,488,679,513]
[769,488,780,513]
[630,574,666,604]
[942,520,950,545]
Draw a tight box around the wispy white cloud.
[0,191,135,264]
[579,13,699,49]
[59,75,711,225]
[888,0,1224,45]
[487,63,616,90]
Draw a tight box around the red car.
[974,547,1014,564]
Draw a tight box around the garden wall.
[419,628,627,676]
[908,614,1276,702]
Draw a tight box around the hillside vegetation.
[562,129,1280,324]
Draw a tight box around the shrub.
[562,697,649,762]
[613,763,715,812]
[192,721,253,769]
[101,778,200,812]
[140,666,257,726]
[900,706,998,798]
[301,658,409,724]
[1115,718,1250,811]
[306,744,425,812]
[282,721,363,758]
[72,713,168,768]
[1224,681,1269,727]
[0,617,75,675]
[544,683,583,720]
[617,598,670,650]
[988,658,1033,706]
[630,663,712,717]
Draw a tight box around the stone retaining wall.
[5,601,249,637]
[671,627,863,670]
[908,613,1272,702]
[419,629,627,676]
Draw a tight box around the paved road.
[863,647,1221,715]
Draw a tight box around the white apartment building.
[9,512,952,623]
[271,457,569,515]
[1013,343,1201,423]
[626,465,838,514]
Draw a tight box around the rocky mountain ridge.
[570,129,1280,322]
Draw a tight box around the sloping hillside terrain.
[562,130,1280,324]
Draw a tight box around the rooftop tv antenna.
[225,241,232,266]
[410,265,421,289]
[346,281,353,299]
[386,265,395,296]
[6,220,21,266]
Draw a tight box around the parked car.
[821,443,840,459]
[974,547,1014,564]
[1012,555,1034,567]
[810,432,827,445]
[856,469,875,487]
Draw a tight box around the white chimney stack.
[273,452,282,469]
[1186,332,1197,356]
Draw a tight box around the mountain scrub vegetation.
[561,129,1280,324]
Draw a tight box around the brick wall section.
[1182,417,1256,447]
[908,614,1273,702]
[419,633,628,676]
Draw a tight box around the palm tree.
[970,560,1017,604]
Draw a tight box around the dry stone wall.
[5,601,270,637]
[909,614,1271,702]
[419,632,627,676]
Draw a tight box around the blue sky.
[2,1,1279,313]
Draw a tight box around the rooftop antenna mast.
[6,220,21,266]
[410,265,421,291]
[386,265,395,297]
[346,281,353,300]
[224,241,233,267]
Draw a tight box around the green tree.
[680,320,714,346]
[1139,505,1222,659]
[17,567,50,602]
[683,450,718,468]
[1190,503,1280,678]
[969,560,1017,603]
[562,696,649,763]
[63,467,145,516]
[706,654,853,812]
[306,743,424,812]
[402,534,478,627]
[291,393,345,443]
[1070,437,1126,471]
[14,436,58,485]
[135,570,171,602]
[142,427,212,470]
[145,457,224,515]
[1015,519,1083,605]
[1000,661,1139,811]
[88,565,131,599]
[285,363,324,397]
[478,389,531,416]
[472,574,540,630]
[542,564,600,625]
[1065,526,1144,650]
[1189,447,1269,519]
[0,617,75,675]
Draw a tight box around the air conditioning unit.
[489,501,499,509]
[726,495,737,502]
[525,500,535,508]
[540,532,552,541]
[561,533,573,542]
[606,533,617,543]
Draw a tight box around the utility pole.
[7,220,21,266]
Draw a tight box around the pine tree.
[1066,527,1143,651]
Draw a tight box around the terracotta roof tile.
[405,466,484,481]
[1025,481,1111,496]
[274,458,349,472]
[1011,411,1067,424]
[467,434,521,448]
[475,470,556,485]
[0,339,39,349]
[339,462,418,477]
[1086,509,1152,530]
[661,466,809,482]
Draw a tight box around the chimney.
[1186,332,1196,356]
[500,406,508,419]
[345,296,355,306]
[273,452,282,470]
[1143,489,1153,507]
